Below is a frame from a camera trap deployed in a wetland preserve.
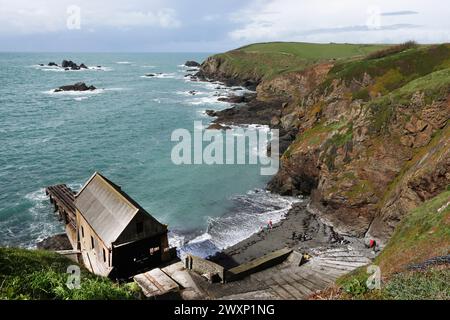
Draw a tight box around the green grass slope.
[327,43,450,97]
[0,248,139,300]
[213,42,389,80]
[336,190,450,300]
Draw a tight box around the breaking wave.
[173,190,302,258]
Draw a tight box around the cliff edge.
[198,42,450,245]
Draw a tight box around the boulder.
[185,60,201,67]
[79,63,88,69]
[54,82,96,92]
[48,62,58,67]
[205,110,217,117]
[217,93,256,104]
[207,123,231,130]
[61,60,79,69]
[36,233,72,250]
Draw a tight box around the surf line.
[170,121,279,176]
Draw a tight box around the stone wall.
[185,254,225,283]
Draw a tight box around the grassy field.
[336,190,450,300]
[213,42,390,80]
[327,44,450,93]
[0,248,139,300]
[238,42,389,61]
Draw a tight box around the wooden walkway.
[46,184,77,229]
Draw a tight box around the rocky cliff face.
[198,44,450,245]
[197,55,262,89]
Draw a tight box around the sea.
[0,53,300,258]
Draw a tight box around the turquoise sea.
[0,53,298,257]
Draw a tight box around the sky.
[0,0,449,52]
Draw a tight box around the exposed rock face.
[198,45,450,244]
[196,56,260,89]
[207,123,231,130]
[48,62,58,67]
[210,98,283,126]
[54,82,96,92]
[185,60,201,67]
[36,233,72,250]
[217,93,256,104]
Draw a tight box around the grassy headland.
[201,42,390,84]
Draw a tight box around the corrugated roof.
[74,172,144,245]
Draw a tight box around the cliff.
[198,42,450,245]
[333,190,449,300]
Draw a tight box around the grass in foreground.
[0,248,139,300]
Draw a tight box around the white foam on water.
[105,87,127,92]
[43,88,106,96]
[116,61,132,64]
[88,66,112,71]
[41,67,66,72]
[74,97,88,101]
[140,73,177,79]
[177,190,302,258]
[32,64,112,72]
[196,110,210,118]
[177,64,200,69]
[176,90,207,96]
[168,231,186,249]
[21,188,62,248]
[25,188,49,202]
[187,96,228,106]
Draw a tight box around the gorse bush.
[366,41,418,60]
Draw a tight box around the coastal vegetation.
[0,248,139,300]
[198,41,449,299]
[336,190,450,300]
[199,42,389,84]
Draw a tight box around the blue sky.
[0,0,449,52]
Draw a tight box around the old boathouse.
[46,172,172,279]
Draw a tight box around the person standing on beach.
[268,220,273,230]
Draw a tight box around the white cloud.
[0,0,181,34]
[229,0,450,43]
[92,9,181,29]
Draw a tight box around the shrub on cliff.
[365,41,418,60]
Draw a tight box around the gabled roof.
[74,172,161,245]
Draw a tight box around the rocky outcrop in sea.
[54,82,96,92]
